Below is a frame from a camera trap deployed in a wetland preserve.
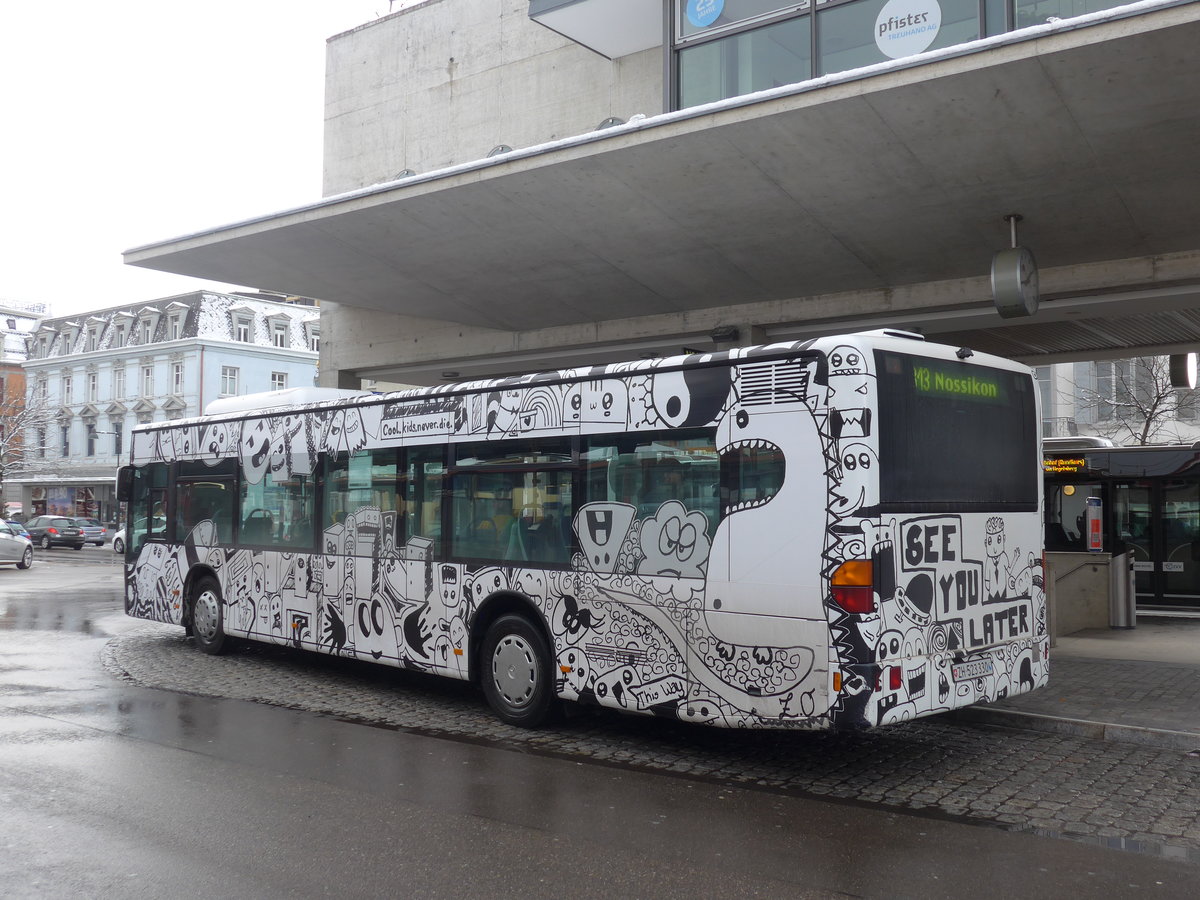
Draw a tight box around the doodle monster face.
[485,390,523,436]
[240,419,274,485]
[565,380,629,426]
[175,426,196,459]
[199,421,232,464]
[637,500,711,579]
[985,523,1006,561]
[648,367,732,428]
[832,442,878,516]
[466,567,509,615]
[902,627,928,701]
[703,383,825,648]
[575,502,637,575]
[825,343,871,404]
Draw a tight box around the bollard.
[1109,550,1136,629]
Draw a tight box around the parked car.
[0,521,33,569]
[4,519,30,540]
[74,517,108,546]
[111,517,165,555]
[23,515,85,550]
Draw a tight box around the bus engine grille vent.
[739,361,810,406]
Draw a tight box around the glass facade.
[679,15,812,108]
[673,0,1136,110]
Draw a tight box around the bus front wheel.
[481,614,555,728]
[191,576,229,655]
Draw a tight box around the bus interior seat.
[242,513,274,544]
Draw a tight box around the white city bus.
[117,330,1047,729]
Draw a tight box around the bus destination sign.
[912,363,1005,403]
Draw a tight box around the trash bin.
[1109,550,1136,629]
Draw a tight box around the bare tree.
[1077,356,1196,446]
[0,380,56,510]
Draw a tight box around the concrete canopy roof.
[125,5,1200,365]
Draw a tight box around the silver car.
[74,517,108,546]
[0,521,33,569]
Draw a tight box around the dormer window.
[111,311,135,348]
[228,304,257,343]
[266,311,292,349]
[304,322,321,353]
[137,307,161,345]
[61,323,80,355]
[169,316,182,340]
[86,327,99,353]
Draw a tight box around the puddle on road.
[0,601,99,635]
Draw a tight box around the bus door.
[1113,481,1155,605]
[1160,479,1200,610]
[1114,479,1200,610]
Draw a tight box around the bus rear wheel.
[481,614,555,728]
[191,576,229,655]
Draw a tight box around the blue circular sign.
[687,0,724,29]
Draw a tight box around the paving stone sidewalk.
[101,624,1200,862]
[977,655,1200,745]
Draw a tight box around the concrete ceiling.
[125,5,1200,365]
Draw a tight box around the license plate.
[952,659,994,681]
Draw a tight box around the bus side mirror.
[116,466,133,502]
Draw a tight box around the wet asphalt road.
[2,549,1199,898]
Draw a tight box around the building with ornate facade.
[11,291,319,523]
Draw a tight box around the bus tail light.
[889,666,902,691]
[830,560,874,613]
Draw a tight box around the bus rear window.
[874,350,1038,513]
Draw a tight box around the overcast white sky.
[1,1,393,316]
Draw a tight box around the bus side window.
[584,431,721,538]
[403,447,445,551]
[239,456,316,549]
[130,462,168,553]
[322,449,399,552]
[724,443,785,509]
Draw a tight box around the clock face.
[992,247,1039,318]
[1019,248,1038,297]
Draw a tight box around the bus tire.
[480,614,555,728]
[191,576,229,655]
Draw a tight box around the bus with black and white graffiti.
[116,329,1047,729]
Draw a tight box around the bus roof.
[136,330,1027,433]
